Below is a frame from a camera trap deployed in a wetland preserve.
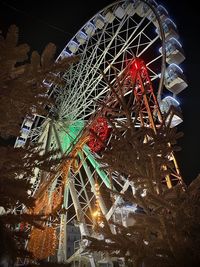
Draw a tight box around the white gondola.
[20,127,30,139]
[84,22,96,36]
[157,5,168,20]
[93,15,105,29]
[164,64,188,94]
[23,117,34,129]
[104,10,115,23]
[162,18,179,40]
[159,96,183,127]
[15,137,26,147]
[68,40,79,53]
[59,50,71,59]
[149,5,169,27]
[160,38,185,64]
[134,0,150,17]
[114,6,125,19]
[76,31,87,45]
[124,2,135,16]
[137,2,168,20]
[156,18,179,41]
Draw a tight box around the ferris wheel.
[15,0,187,265]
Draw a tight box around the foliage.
[0,24,76,264]
[0,144,61,210]
[87,176,200,267]
[24,262,71,267]
[85,69,200,267]
[0,24,77,137]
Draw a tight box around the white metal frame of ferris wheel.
[13,0,187,266]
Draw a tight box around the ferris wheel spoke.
[59,73,102,117]
[65,31,110,100]
[29,118,49,142]
[137,35,160,58]
[87,18,152,82]
[59,17,147,117]
[66,214,77,225]
[76,150,108,215]
[147,66,159,78]
[77,170,93,214]
[105,179,132,221]
[20,0,188,263]
[83,146,110,188]
[44,121,53,153]
[60,87,102,119]
[66,182,94,222]
[105,18,151,67]
[67,173,91,236]
[66,170,96,227]
[60,20,151,118]
[146,54,162,67]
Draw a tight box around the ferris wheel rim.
[27,0,169,230]
[54,2,165,120]
[15,0,170,147]
[56,0,166,101]
[20,0,187,262]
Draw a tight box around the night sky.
[0,0,199,184]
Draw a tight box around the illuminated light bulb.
[169,37,182,47]
[134,61,138,69]
[93,210,99,217]
[169,63,183,73]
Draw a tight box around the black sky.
[0,0,199,184]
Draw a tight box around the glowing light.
[157,5,168,16]
[134,61,138,69]
[169,37,182,47]
[92,210,99,217]
[163,96,180,105]
[169,63,183,73]
[130,58,146,78]
[165,18,177,29]
[88,117,111,152]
